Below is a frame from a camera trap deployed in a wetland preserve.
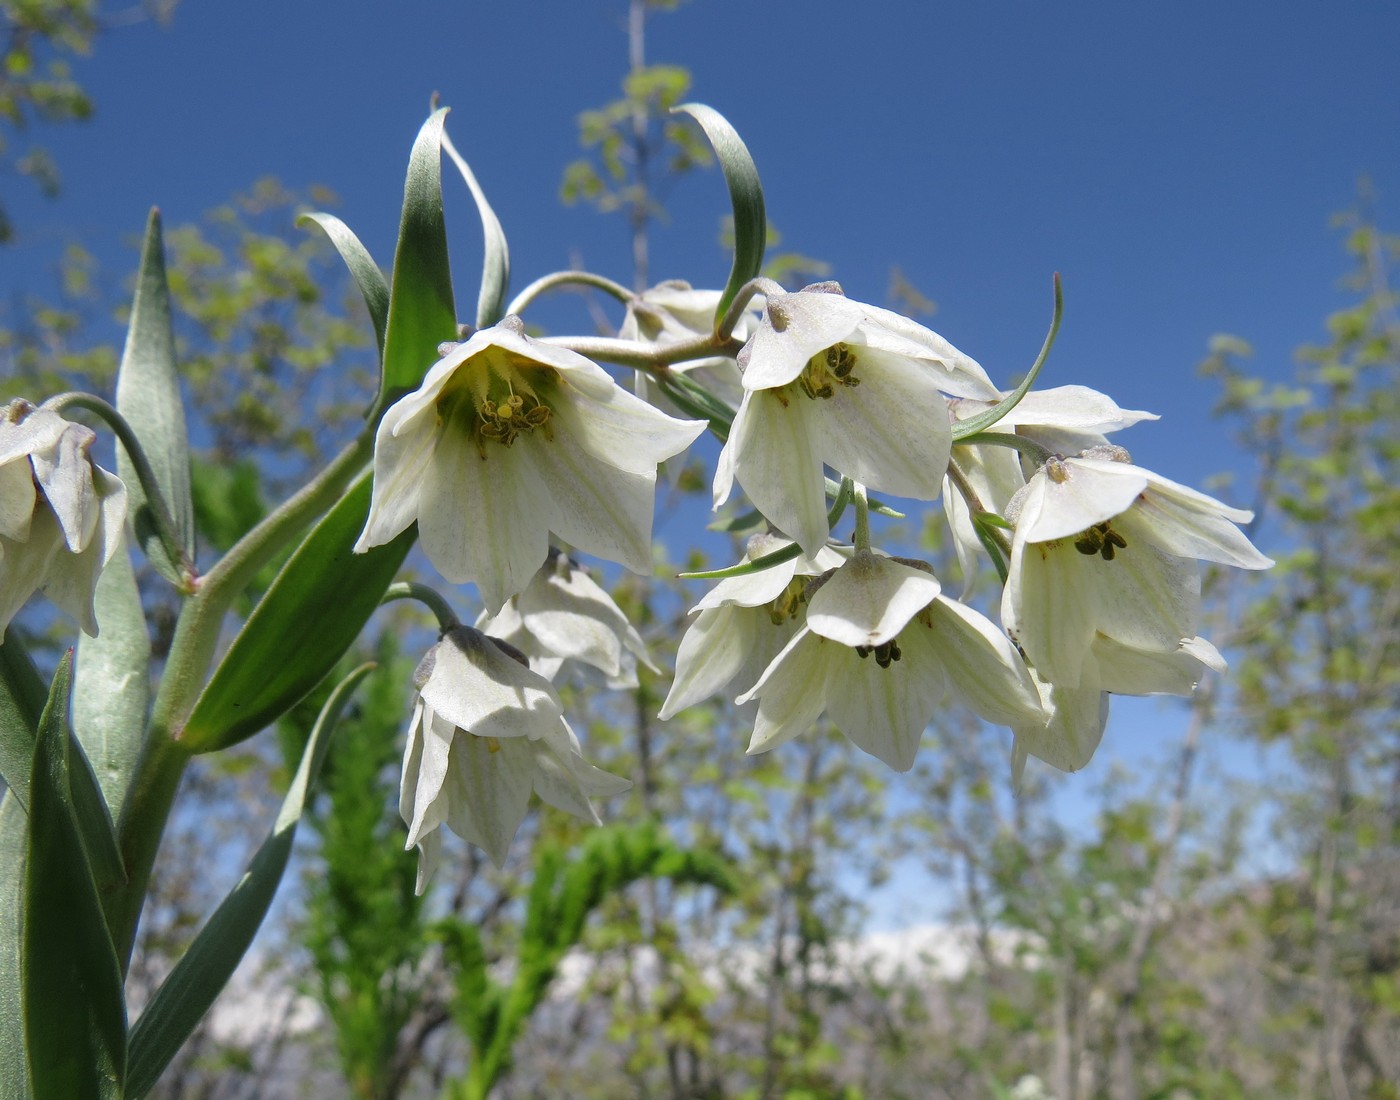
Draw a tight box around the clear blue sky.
[6,1,1398,499]
[3,1,1394,911]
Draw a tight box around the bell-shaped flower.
[475,549,655,689]
[714,283,1000,555]
[620,281,758,415]
[399,626,631,891]
[355,317,706,613]
[943,387,1156,594]
[659,534,847,720]
[737,550,1046,771]
[1002,450,1272,691]
[0,400,127,638]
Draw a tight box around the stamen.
[794,342,861,401]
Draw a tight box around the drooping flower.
[0,400,127,639]
[1001,449,1272,692]
[943,386,1157,594]
[475,549,655,688]
[658,534,847,720]
[714,283,1000,555]
[399,626,631,891]
[355,317,706,612]
[737,550,1046,771]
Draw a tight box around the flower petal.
[917,597,1044,727]
[355,400,438,552]
[817,352,954,501]
[419,628,564,739]
[549,369,706,475]
[444,735,536,868]
[742,629,836,756]
[825,644,945,772]
[660,605,760,719]
[1017,460,1148,544]
[1011,675,1109,786]
[806,551,940,647]
[741,291,866,390]
[723,390,830,555]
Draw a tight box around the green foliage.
[440,820,735,1100]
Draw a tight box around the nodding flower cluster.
[346,277,1271,880]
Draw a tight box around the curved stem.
[43,391,196,591]
[382,581,461,633]
[505,270,635,317]
[956,431,1054,467]
[715,276,782,341]
[946,457,1013,581]
[951,272,1063,441]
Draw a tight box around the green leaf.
[441,126,511,329]
[0,629,47,811]
[371,108,457,423]
[0,794,30,1099]
[73,535,150,823]
[182,474,414,753]
[298,211,389,358]
[125,664,372,1100]
[23,654,126,1100]
[674,103,766,325]
[116,209,195,589]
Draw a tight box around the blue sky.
[3,1,1395,915]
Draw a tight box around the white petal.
[444,735,535,868]
[1090,538,1200,653]
[0,404,67,466]
[355,400,438,552]
[1128,480,1273,569]
[0,458,36,542]
[1088,634,1219,696]
[816,353,954,501]
[742,629,837,755]
[524,421,659,575]
[1003,534,1100,689]
[825,644,945,772]
[419,629,564,739]
[659,605,759,719]
[410,830,442,896]
[31,422,98,553]
[741,291,866,390]
[850,305,1000,400]
[0,509,62,635]
[404,705,454,847]
[419,423,552,611]
[917,597,1044,727]
[806,551,940,647]
[1011,675,1109,783]
[986,385,1158,433]
[725,390,831,555]
[549,370,705,475]
[1017,460,1147,544]
[39,465,126,636]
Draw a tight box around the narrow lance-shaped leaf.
[182,474,414,753]
[124,664,372,1100]
[0,793,30,1099]
[674,103,766,325]
[73,534,150,823]
[0,627,47,810]
[371,107,457,423]
[116,209,195,589]
[23,653,126,1100]
[298,212,389,358]
[1,631,125,895]
[440,123,511,329]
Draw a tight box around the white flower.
[737,550,1046,771]
[399,626,631,891]
[943,387,1156,594]
[714,283,999,555]
[475,549,655,688]
[658,534,847,719]
[0,400,127,639]
[620,281,757,414]
[355,317,706,613]
[1002,451,1272,692]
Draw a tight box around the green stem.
[111,429,374,967]
[505,270,636,317]
[852,482,871,552]
[945,457,1012,581]
[381,582,460,632]
[956,431,1055,466]
[43,392,196,592]
[950,272,1063,440]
